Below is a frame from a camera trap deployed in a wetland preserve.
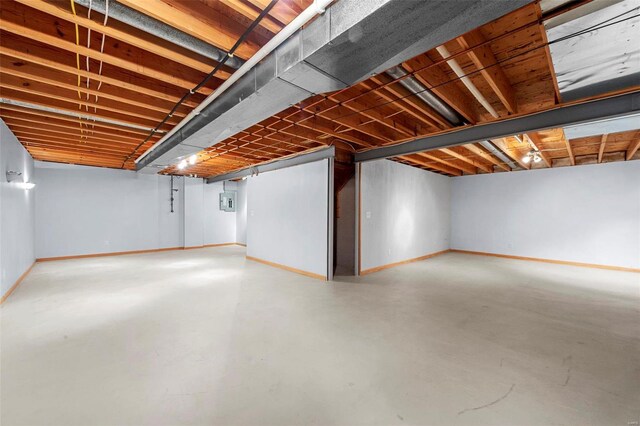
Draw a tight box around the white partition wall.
[451,161,640,269]
[359,159,451,274]
[1,119,35,299]
[246,159,330,279]
[203,181,237,246]
[235,179,247,245]
[184,177,205,248]
[34,162,185,258]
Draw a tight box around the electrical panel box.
[219,192,236,212]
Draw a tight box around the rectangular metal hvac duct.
[137,0,529,171]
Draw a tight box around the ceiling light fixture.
[189,154,197,165]
[177,159,187,170]
[522,149,542,164]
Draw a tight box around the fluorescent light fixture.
[16,182,35,190]
[189,154,197,165]
[178,159,187,170]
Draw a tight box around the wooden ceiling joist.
[0,19,217,94]
[0,86,175,130]
[0,43,201,107]
[0,105,160,138]
[0,75,182,123]
[403,55,479,124]
[598,134,608,163]
[457,29,517,114]
[417,152,476,175]
[12,0,233,79]
[399,154,462,176]
[0,59,186,116]
[627,139,640,160]
[463,143,511,171]
[116,0,264,60]
[439,147,493,173]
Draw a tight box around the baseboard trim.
[37,243,247,262]
[360,249,450,275]
[36,246,184,262]
[1,262,36,305]
[246,256,327,281]
[235,243,247,247]
[450,250,640,273]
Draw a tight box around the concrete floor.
[1,246,639,425]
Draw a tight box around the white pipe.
[136,0,333,164]
[436,45,499,119]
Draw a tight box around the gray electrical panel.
[219,192,236,212]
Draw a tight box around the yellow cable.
[69,0,82,101]
[69,0,85,137]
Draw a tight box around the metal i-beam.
[354,91,640,163]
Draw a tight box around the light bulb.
[178,160,187,170]
[189,154,197,165]
[533,154,542,163]
[522,155,531,164]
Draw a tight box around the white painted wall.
[34,162,184,258]
[184,177,205,248]
[360,159,451,272]
[247,159,329,277]
[0,119,35,297]
[451,161,640,269]
[203,181,236,245]
[235,179,247,245]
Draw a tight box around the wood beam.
[217,0,284,34]
[358,80,441,131]
[12,0,232,79]
[0,80,179,125]
[417,152,476,174]
[598,134,608,163]
[0,105,159,137]
[0,73,182,123]
[307,99,404,144]
[492,138,530,169]
[0,58,185,116]
[370,74,451,129]
[562,130,575,165]
[0,87,169,131]
[439,147,493,173]
[464,143,511,171]
[0,44,200,107]
[626,139,640,160]
[403,55,478,123]
[0,18,215,93]
[457,29,517,114]
[0,113,158,142]
[118,0,262,60]
[399,154,462,176]
[8,124,144,146]
[329,92,417,137]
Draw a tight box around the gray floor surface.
[1,246,638,425]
